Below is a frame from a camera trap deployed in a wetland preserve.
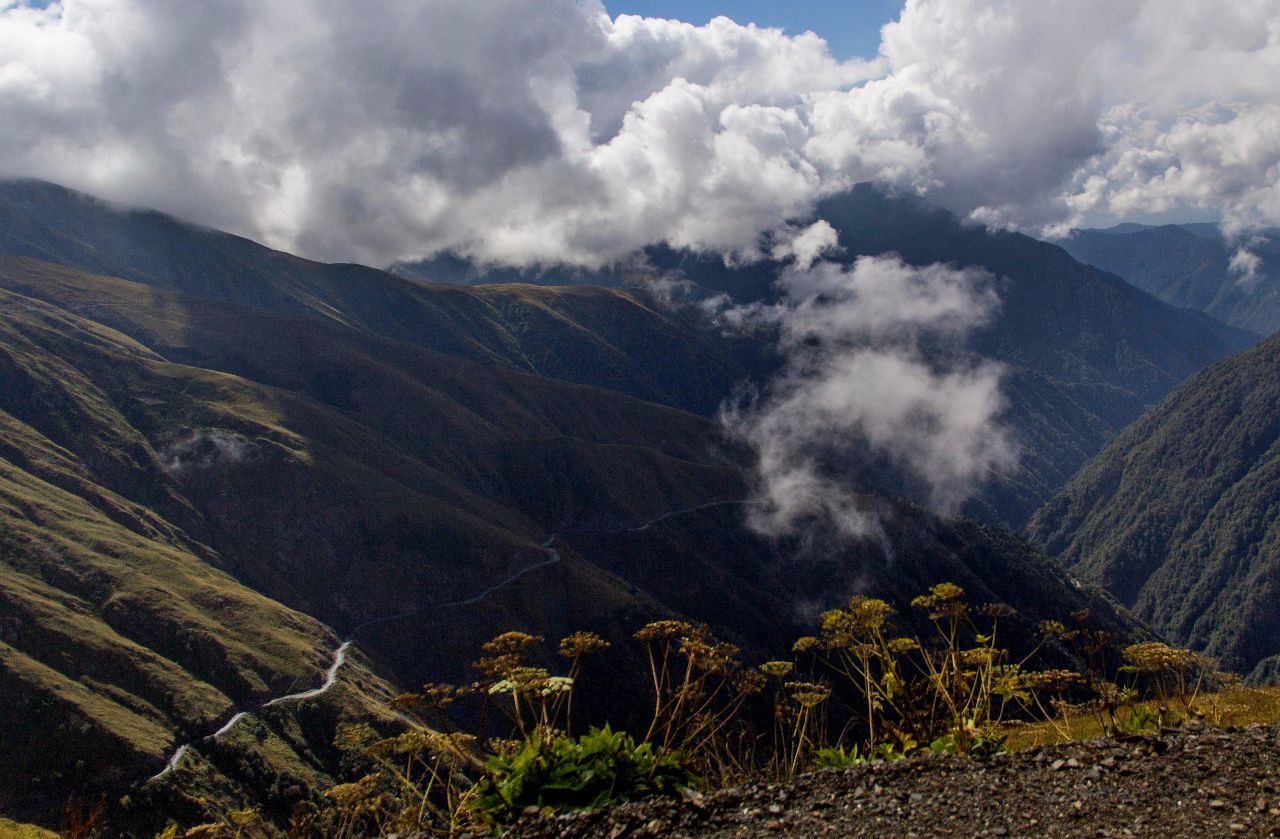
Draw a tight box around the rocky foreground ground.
[507,722,1280,838]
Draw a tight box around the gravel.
[505,722,1280,838]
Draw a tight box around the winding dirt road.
[146,643,354,783]
[147,499,744,783]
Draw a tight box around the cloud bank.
[720,254,1017,538]
[2,0,1278,268]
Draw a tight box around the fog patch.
[158,429,256,475]
[720,255,1018,540]
[1229,244,1264,288]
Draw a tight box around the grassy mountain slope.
[0,255,741,631]
[0,276,423,825]
[0,400,347,819]
[0,179,752,416]
[0,252,1149,828]
[1028,332,1280,681]
[0,258,736,824]
[1062,224,1280,335]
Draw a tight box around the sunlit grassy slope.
[1002,684,1280,750]
[0,818,56,839]
[0,395,340,818]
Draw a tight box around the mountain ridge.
[1,178,1256,530]
[0,247,1145,827]
[1061,223,1280,335]
[0,181,1228,829]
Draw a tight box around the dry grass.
[1000,684,1280,750]
[0,817,58,839]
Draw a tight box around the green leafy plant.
[812,745,865,769]
[470,726,695,827]
[1115,702,1161,735]
[929,732,1006,760]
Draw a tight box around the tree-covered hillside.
[1029,332,1280,681]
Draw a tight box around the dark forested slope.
[1062,224,1280,335]
[1029,332,1280,681]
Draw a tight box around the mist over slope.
[404,183,1257,526]
[4,179,1256,531]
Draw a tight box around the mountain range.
[407,185,1258,527]
[3,179,1258,538]
[1061,223,1280,335]
[0,178,1259,829]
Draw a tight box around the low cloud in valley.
[719,254,1017,537]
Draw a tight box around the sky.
[610,1,905,60]
[1,0,1278,270]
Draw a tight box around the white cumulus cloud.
[1,0,1278,267]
